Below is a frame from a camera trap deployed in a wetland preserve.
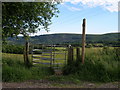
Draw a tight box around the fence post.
[24,41,30,67]
[76,47,80,63]
[67,46,73,65]
[81,18,86,64]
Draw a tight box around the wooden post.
[81,18,86,64]
[76,47,80,62]
[24,41,30,66]
[67,45,73,65]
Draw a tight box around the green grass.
[2,47,120,83]
[2,53,54,82]
[63,47,120,82]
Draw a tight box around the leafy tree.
[2,2,59,66]
[2,2,59,40]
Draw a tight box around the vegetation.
[2,53,54,82]
[63,47,120,82]
[2,2,59,67]
[2,47,120,83]
[2,2,59,40]
[2,44,24,54]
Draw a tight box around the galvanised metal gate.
[32,44,67,73]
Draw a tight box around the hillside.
[7,33,119,45]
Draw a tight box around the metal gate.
[32,44,67,73]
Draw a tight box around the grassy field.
[2,47,120,83]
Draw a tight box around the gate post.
[76,47,80,63]
[67,45,73,65]
[81,18,86,64]
[24,41,30,67]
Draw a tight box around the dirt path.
[2,80,119,88]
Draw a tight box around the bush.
[2,44,24,54]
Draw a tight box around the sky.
[32,0,118,35]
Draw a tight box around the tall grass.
[2,47,120,82]
[63,47,120,82]
[2,53,54,82]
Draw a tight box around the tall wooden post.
[81,18,86,64]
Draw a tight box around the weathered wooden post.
[24,41,30,67]
[76,47,80,62]
[67,45,73,65]
[81,18,86,64]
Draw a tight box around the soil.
[2,80,120,88]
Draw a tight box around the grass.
[2,47,120,83]
[63,47,120,82]
[2,53,54,82]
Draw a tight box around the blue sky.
[34,0,118,35]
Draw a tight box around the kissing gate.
[32,44,67,74]
[28,18,86,74]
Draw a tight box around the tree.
[2,2,59,39]
[2,2,59,66]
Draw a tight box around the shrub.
[2,44,24,54]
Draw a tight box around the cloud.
[62,4,81,11]
[70,7,81,11]
[64,0,119,12]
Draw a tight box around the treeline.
[61,40,120,47]
[2,40,119,54]
[2,44,24,54]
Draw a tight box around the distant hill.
[7,33,119,45]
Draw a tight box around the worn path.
[2,80,119,88]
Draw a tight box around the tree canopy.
[2,2,59,40]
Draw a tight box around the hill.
[7,33,119,46]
